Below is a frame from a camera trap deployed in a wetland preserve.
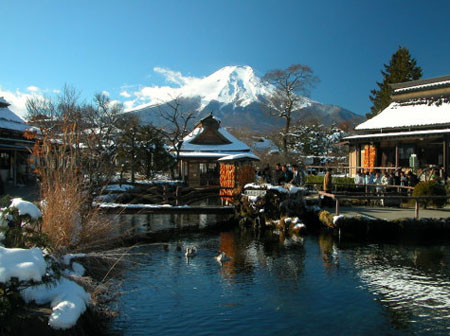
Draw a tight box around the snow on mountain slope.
[130,65,281,112]
[128,65,360,131]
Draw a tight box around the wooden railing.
[318,188,450,219]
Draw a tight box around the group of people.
[353,169,419,191]
[258,163,305,187]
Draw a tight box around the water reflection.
[109,216,450,336]
[352,243,450,334]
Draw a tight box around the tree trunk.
[283,115,291,155]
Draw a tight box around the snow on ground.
[0,246,91,329]
[0,246,47,282]
[63,253,86,265]
[244,183,307,194]
[10,198,42,220]
[21,277,91,330]
[333,215,344,225]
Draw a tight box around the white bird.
[215,251,230,263]
[185,247,197,258]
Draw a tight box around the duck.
[215,251,230,263]
[185,247,197,258]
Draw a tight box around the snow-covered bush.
[0,197,48,250]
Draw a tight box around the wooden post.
[335,197,340,216]
[395,144,399,169]
[356,144,361,172]
[443,136,448,184]
[415,199,419,219]
[163,185,168,204]
[176,186,180,206]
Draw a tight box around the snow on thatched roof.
[355,99,450,131]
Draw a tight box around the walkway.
[323,205,450,220]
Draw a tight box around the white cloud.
[0,87,44,119]
[27,86,41,92]
[102,90,110,96]
[153,67,196,86]
[120,67,205,111]
[120,90,131,98]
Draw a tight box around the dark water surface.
[108,223,450,336]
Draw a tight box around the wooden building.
[177,114,259,187]
[0,97,37,185]
[345,75,450,179]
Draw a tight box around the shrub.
[412,181,447,208]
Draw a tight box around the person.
[407,171,419,187]
[354,170,364,192]
[272,163,283,185]
[381,171,390,191]
[281,164,293,185]
[261,164,271,184]
[399,171,408,186]
[374,171,383,194]
[289,164,305,186]
[323,168,332,192]
[354,171,364,184]
[322,168,333,207]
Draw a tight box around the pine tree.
[367,46,422,119]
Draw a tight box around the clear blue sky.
[2,0,450,117]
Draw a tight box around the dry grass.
[34,126,114,252]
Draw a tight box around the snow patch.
[21,277,91,330]
[333,215,344,225]
[0,247,47,283]
[10,198,42,220]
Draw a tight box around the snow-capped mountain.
[129,65,362,132]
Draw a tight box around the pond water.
[108,218,450,336]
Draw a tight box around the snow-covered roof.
[391,75,450,94]
[344,128,450,141]
[217,153,260,161]
[355,99,450,131]
[179,152,238,158]
[180,123,251,152]
[0,100,32,133]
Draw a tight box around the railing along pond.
[97,185,235,215]
[317,183,449,219]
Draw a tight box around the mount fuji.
[129,65,363,132]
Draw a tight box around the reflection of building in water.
[354,245,450,332]
[218,232,236,276]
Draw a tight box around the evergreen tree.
[367,46,422,119]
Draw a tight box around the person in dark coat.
[273,163,283,185]
[289,164,305,186]
[407,171,419,187]
[281,165,293,185]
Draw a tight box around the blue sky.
[1,0,450,118]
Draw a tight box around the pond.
[107,219,450,336]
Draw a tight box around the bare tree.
[157,97,196,178]
[262,64,319,154]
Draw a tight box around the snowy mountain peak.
[129,65,363,132]
[183,65,272,109]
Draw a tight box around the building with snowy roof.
[345,75,450,179]
[176,114,259,187]
[0,97,37,185]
